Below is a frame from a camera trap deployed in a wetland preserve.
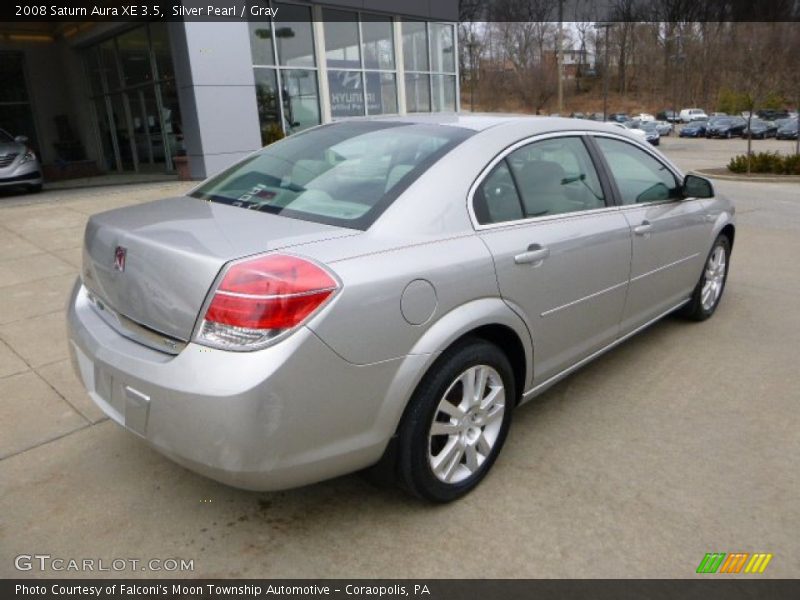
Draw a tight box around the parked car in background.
[570,112,586,119]
[776,119,798,140]
[773,118,794,130]
[66,115,735,502]
[654,121,673,136]
[656,110,681,123]
[679,119,708,137]
[607,113,630,123]
[757,109,789,121]
[637,121,661,145]
[706,117,747,139]
[0,129,43,194]
[743,119,778,139]
[635,113,656,122]
[680,108,708,123]
[709,112,728,117]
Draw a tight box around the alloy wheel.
[427,365,506,484]
[701,245,727,311]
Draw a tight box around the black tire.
[27,183,42,193]
[678,234,731,321]
[396,338,515,503]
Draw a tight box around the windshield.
[0,129,14,143]
[190,122,473,230]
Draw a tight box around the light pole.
[465,40,479,113]
[595,22,613,121]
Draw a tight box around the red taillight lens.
[196,254,338,350]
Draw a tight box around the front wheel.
[679,235,731,321]
[396,339,515,502]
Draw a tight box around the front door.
[591,135,711,333]
[474,135,632,383]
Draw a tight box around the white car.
[635,113,656,122]
[612,122,648,140]
[680,108,708,123]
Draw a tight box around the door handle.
[514,244,550,265]
[633,220,653,236]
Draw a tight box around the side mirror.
[682,174,714,199]
[14,135,28,144]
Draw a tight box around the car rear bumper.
[66,278,405,490]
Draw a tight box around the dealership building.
[0,1,459,181]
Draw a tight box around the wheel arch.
[365,300,533,483]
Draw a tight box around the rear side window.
[507,137,606,217]
[473,161,524,225]
[594,137,680,204]
[474,136,606,225]
[190,122,472,230]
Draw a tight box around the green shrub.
[727,151,800,175]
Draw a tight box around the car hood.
[82,196,359,341]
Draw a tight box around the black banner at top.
[1,0,799,23]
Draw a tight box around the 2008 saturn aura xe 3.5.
[67,116,735,502]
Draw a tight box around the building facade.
[0,0,459,181]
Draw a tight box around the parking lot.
[1,136,798,579]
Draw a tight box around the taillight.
[194,254,338,351]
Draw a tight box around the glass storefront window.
[249,21,276,66]
[362,17,394,70]
[99,39,122,91]
[323,11,361,69]
[150,23,175,80]
[84,48,106,96]
[405,73,431,113]
[366,72,397,115]
[85,24,181,173]
[282,69,321,134]
[432,74,456,112]
[254,68,281,145]
[273,3,316,68]
[328,70,365,118]
[430,23,455,73]
[402,21,429,72]
[117,27,153,87]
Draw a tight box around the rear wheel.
[396,338,515,502]
[679,235,731,321]
[27,183,42,193]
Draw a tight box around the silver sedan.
[67,116,735,502]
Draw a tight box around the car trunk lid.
[82,196,357,342]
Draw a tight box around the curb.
[693,169,800,183]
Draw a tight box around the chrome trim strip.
[467,130,688,231]
[540,280,629,317]
[215,287,338,300]
[630,253,700,283]
[520,298,691,403]
[86,290,187,355]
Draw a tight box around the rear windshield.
[190,121,473,230]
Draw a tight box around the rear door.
[590,135,711,333]
[474,134,632,383]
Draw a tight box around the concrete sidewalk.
[1,177,798,579]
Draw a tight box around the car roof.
[344,113,647,136]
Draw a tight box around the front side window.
[594,137,680,204]
[191,122,473,230]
